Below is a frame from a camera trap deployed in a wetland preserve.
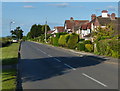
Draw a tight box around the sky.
[1,2,119,37]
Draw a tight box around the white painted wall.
[102,13,108,18]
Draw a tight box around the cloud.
[106,6,117,11]
[47,3,69,8]
[23,5,34,8]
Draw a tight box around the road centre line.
[54,58,61,62]
[82,73,108,87]
[64,63,76,70]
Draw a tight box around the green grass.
[1,43,19,65]
[2,69,17,91]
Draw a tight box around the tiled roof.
[81,23,91,30]
[47,30,54,34]
[55,26,64,33]
[65,20,89,30]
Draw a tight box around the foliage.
[79,39,85,42]
[76,42,85,51]
[85,44,94,52]
[67,33,79,49]
[96,39,120,58]
[84,40,92,44]
[58,34,70,47]
[55,32,67,38]
[27,24,51,39]
[11,27,23,39]
[51,37,59,46]
[92,24,115,41]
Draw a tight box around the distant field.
[1,43,19,65]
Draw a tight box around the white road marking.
[48,54,52,57]
[82,73,108,87]
[64,63,76,70]
[54,58,61,62]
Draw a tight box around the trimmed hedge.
[52,37,59,46]
[85,44,94,52]
[58,34,70,47]
[67,34,79,49]
[84,40,92,44]
[76,42,85,51]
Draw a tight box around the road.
[18,41,118,89]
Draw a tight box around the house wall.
[81,29,91,38]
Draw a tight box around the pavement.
[17,41,118,90]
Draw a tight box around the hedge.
[76,42,85,51]
[96,39,120,58]
[85,44,94,52]
[84,40,92,44]
[67,34,79,49]
[58,34,70,47]
[52,37,59,46]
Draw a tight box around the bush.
[76,42,85,51]
[84,40,92,44]
[67,34,79,49]
[85,44,94,52]
[55,32,67,38]
[79,39,85,42]
[52,37,59,46]
[96,39,120,58]
[58,34,70,47]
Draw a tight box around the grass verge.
[2,69,16,91]
[1,43,19,65]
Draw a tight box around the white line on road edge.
[54,58,61,62]
[64,63,76,70]
[82,73,108,87]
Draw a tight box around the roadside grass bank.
[2,69,16,91]
[2,43,19,65]
[1,43,20,90]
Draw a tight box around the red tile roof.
[54,26,64,33]
[81,23,91,30]
[65,20,89,29]
[47,30,54,34]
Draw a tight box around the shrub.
[76,42,85,51]
[96,39,120,58]
[85,44,94,52]
[55,32,67,38]
[58,34,70,47]
[67,34,79,49]
[79,39,85,42]
[84,40,92,44]
[52,37,59,46]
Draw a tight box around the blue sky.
[2,2,118,37]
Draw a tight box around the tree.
[92,24,115,41]
[42,25,51,33]
[11,27,23,39]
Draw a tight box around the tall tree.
[11,27,23,39]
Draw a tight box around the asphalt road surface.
[17,41,118,89]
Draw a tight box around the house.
[47,30,54,34]
[64,17,89,34]
[52,26,65,34]
[79,22,91,38]
[90,10,119,33]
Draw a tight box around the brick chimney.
[111,13,116,20]
[91,14,96,20]
[70,17,74,20]
[102,10,108,17]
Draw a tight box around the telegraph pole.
[45,17,47,43]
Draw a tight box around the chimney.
[91,14,96,20]
[102,10,108,18]
[111,13,116,20]
[70,17,74,20]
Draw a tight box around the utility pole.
[45,17,47,43]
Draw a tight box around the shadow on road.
[18,55,107,84]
